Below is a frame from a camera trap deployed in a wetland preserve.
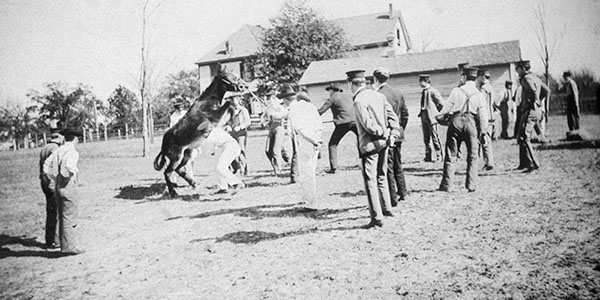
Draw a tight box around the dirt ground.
[1,114,599,300]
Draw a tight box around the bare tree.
[139,0,163,156]
[532,1,560,125]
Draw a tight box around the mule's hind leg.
[164,159,180,197]
[175,149,197,188]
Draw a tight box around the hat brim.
[325,86,342,92]
[277,92,296,99]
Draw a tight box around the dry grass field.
[1,114,599,299]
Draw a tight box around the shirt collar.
[353,86,366,97]
[377,82,388,91]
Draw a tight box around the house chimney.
[225,41,231,55]
[389,3,394,19]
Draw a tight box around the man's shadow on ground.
[0,234,63,259]
[190,224,367,245]
[167,203,365,221]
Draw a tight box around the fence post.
[117,129,121,139]
[125,123,129,139]
[82,127,87,143]
[43,132,47,146]
[104,126,108,142]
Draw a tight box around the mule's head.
[216,66,247,93]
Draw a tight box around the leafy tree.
[107,85,141,129]
[0,102,38,147]
[28,82,103,130]
[153,69,202,125]
[249,0,352,90]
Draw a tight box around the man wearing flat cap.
[515,60,548,172]
[39,130,64,249]
[436,67,488,192]
[317,83,357,174]
[476,68,498,170]
[348,69,400,228]
[418,74,445,162]
[45,128,85,255]
[373,67,409,205]
[500,80,516,139]
[277,85,323,209]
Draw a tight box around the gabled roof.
[195,10,402,65]
[195,24,263,66]
[331,10,399,47]
[299,40,522,85]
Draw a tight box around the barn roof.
[195,24,264,66]
[298,40,522,85]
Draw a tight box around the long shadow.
[191,224,366,245]
[0,248,63,259]
[403,166,441,173]
[134,194,231,204]
[245,181,288,188]
[329,190,366,198]
[0,234,64,259]
[537,139,600,150]
[116,183,167,200]
[167,204,364,221]
[0,234,46,248]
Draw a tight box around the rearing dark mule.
[154,69,243,197]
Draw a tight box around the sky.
[1,0,599,105]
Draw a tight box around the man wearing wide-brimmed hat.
[262,90,289,175]
[225,91,251,175]
[349,69,400,228]
[39,130,64,249]
[276,85,323,210]
[317,82,357,174]
[436,67,488,192]
[169,96,188,128]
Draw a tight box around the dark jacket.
[377,84,409,142]
[419,86,445,124]
[318,92,355,125]
[520,72,550,112]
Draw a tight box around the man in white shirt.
[277,85,323,210]
[49,128,85,255]
[477,69,497,170]
[436,67,488,192]
[204,126,244,194]
[169,98,187,128]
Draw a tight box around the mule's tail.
[153,152,166,171]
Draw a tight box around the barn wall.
[305,63,515,124]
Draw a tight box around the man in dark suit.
[516,60,547,172]
[561,71,580,131]
[373,67,409,205]
[318,83,357,174]
[418,74,445,162]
